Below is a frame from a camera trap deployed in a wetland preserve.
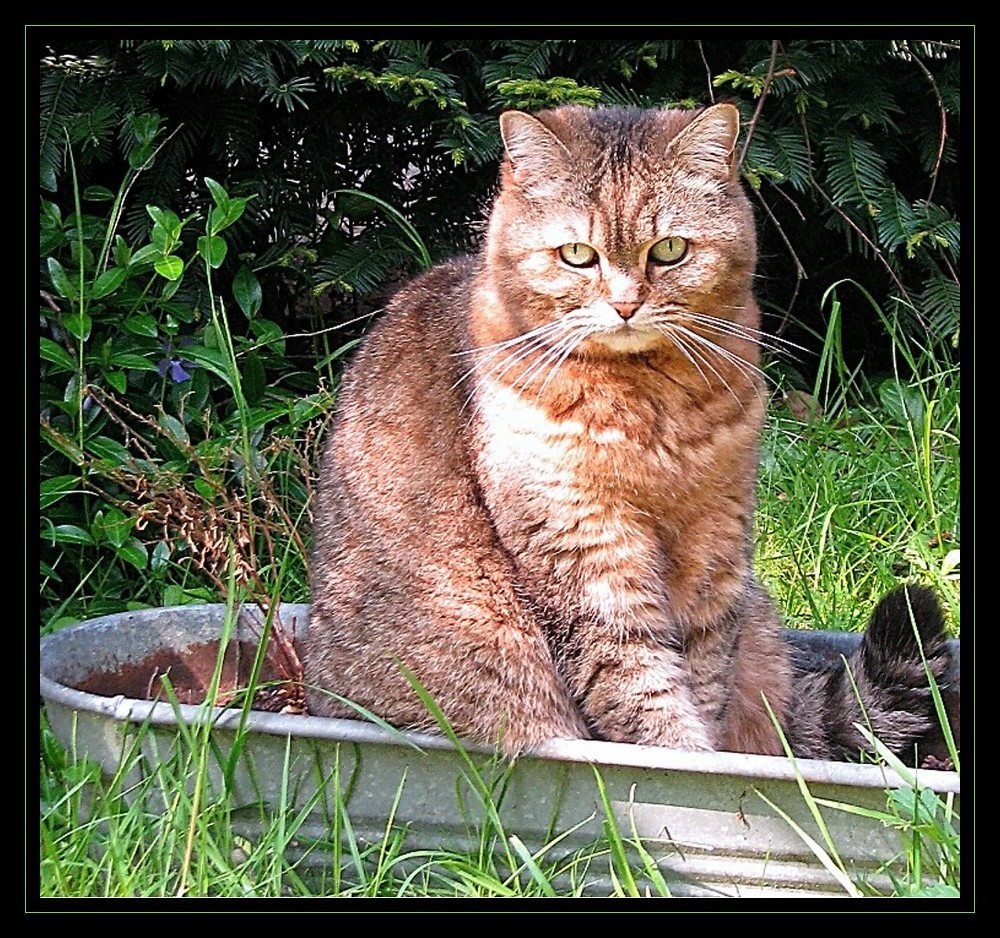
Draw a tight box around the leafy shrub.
[36,37,961,625]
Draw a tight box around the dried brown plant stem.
[751,187,806,336]
[697,40,715,104]
[908,49,949,202]
[737,40,780,172]
[795,111,924,328]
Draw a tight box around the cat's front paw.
[594,705,715,751]
[645,714,715,751]
[495,711,592,757]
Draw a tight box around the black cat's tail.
[785,585,952,763]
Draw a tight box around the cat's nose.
[613,302,641,321]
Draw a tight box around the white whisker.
[651,323,714,388]
[660,325,747,405]
[530,327,592,400]
[453,314,590,416]
[451,320,570,395]
[678,310,809,360]
[672,324,773,408]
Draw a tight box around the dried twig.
[751,187,806,336]
[45,383,314,692]
[697,40,715,104]
[737,40,780,172]
[796,110,924,328]
[40,290,62,313]
[907,47,949,202]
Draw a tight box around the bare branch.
[39,290,62,313]
[697,40,715,104]
[737,40,780,171]
[751,186,807,337]
[908,48,949,202]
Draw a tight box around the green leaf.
[116,539,149,573]
[180,345,234,385]
[162,584,218,606]
[233,266,263,318]
[209,201,248,234]
[92,508,132,548]
[87,435,134,465]
[83,186,116,202]
[104,370,127,394]
[154,255,185,280]
[41,163,57,192]
[162,584,184,606]
[46,524,95,546]
[40,337,76,372]
[204,177,230,210]
[124,314,160,338]
[292,396,326,426]
[91,266,128,298]
[46,257,76,299]
[113,235,132,268]
[161,276,183,301]
[130,111,161,145]
[110,352,161,372]
[130,244,160,267]
[151,540,171,573]
[151,224,176,255]
[128,144,154,170]
[193,478,216,500]
[197,235,228,268]
[63,311,92,341]
[242,351,266,404]
[248,318,286,359]
[40,475,81,510]
[201,322,220,349]
[146,205,181,233]
[878,378,925,426]
[158,412,190,446]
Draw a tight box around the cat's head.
[479,104,759,365]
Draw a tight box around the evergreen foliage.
[38,38,961,344]
[36,36,962,626]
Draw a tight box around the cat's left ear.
[667,103,741,185]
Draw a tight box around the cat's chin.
[588,327,664,355]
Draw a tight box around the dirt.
[75,639,305,713]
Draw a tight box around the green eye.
[559,243,598,267]
[648,236,688,265]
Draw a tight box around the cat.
[303,103,951,762]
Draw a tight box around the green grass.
[756,284,960,637]
[37,710,658,899]
[37,284,960,900]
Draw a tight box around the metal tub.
[39,604,960,898]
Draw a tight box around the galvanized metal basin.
[39,604,960,898]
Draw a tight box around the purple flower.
[158,337,196,383]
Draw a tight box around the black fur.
[786,585,951,763]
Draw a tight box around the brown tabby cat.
[304,103,950,761]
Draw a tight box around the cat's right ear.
[666,103,741,188]
[499,110,574,198]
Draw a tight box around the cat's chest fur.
[470,362,761,630]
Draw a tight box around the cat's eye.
[558,243,598,268]
[648,236,688,265]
